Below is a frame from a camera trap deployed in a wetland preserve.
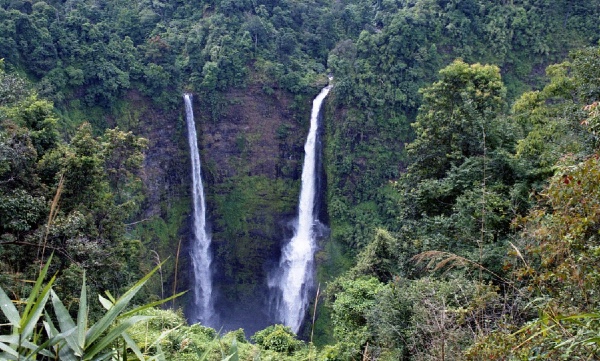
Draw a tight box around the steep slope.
[197,84,316,333]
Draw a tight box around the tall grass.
[0,256,184,360]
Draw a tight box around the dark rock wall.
[197,85,310,334]
[131,84,314,334]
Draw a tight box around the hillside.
[2,0,600,359]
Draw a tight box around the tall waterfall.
[270,84,332,333]
[184,94,214,325]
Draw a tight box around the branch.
[1,240,77,264]
[411,250,515,289]
[0,177,14,184]
[124,218,152,227]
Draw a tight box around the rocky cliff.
[129,83,316,334]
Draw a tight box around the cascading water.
[269,84,332,333]
[184,94,214,325]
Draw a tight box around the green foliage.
[0,189,46,233]
[0,256,181,360]
[384,60,523,284]
[408,60,506,180]
[0,72,149,314]
[322,49,600,359]
[467,309,600,360]
[45,264,181,360]
[3,95,59,157]
[251,324,302,354]
[350,229,403,281]
[466,153,600,359]
[128,309,217,359]
[328,276,385,348]
[0,62,28,106]
[464,47,600,360]
[324,0,600,255]
[0,255,56,360]
[6,0,593,114]
[102,127,148,206]
[516,153,600,310]
[127,311,323,360]
[514,48,598,180]
[367,277,482,361]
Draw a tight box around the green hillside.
[2,0,600,359]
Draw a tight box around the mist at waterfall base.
[268,85,332,334]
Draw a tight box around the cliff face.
[130,83,313,333]
[124,82,310,332]
[109,91,192,305]
[196,85,310,333]
[199,85,306,180]
[132,94,189,220]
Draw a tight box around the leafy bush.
[251,324,302,354]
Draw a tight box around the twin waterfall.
[184,84,331,333]
[270,84,332,333]
[184,94,214,326]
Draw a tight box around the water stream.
[184,93,214,325]
[269,84,332,333]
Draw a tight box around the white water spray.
[184,94,214,325]
[270,84,332,333]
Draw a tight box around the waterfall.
[270,84,332,333]
[184,94,214,325]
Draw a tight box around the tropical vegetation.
[2,0,600,359]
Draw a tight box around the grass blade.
[229,338,239,361]
[98,294,113,311]
[0,286,20,329]
[86,262,162,347]
[154,343,167,361]
[122,331,145,361]
[0,342,19,359]
[0,335,19,344]
[120,291,186,319]
[51,290,76,331]
[22,255,53,321]
[85,315,153,359]
[21,274,55,340]
[77,274,87,353]
[50,290,81,356]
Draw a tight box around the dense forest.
[2,0,600,359]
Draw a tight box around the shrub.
[251,324,302,354]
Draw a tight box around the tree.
[407,59,506,182]
[514,47,599,181]
[0,60,28,106]
[328,277,385,349]
[61,123,104,212]
[0,71,147,309]
[367,276,484,361]
[389,60,521,279]
[101,127,148,205]
[5,95,59,157]
[466,46,600,360]
[467,151,600,360]
[516,153,600,310]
